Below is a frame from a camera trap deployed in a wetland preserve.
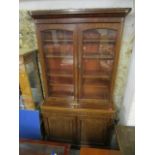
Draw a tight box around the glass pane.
[80,28,117,100]
[81,59,113,99]
[83,59,114,78]
[48,85,74,97]
[48,77,73,85]
[83,43,115,58]
[45,58,74,97]
[83,29,117,58]
[25,62,37,88]
[42,30,73,57]
[83,29,117,40]
[43,30,72,40]
[25,62,43,103]
[81,85,109,99]
[42,29,74,97]
[46,58,73,74]
[44,42,73,57]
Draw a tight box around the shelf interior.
[48,85,74,97]
[40,28,117,101]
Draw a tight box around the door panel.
[36,24,77,100]
[78,116,113,145]
[78,23,120,102]
[45,115,76,143]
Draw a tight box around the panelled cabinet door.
[36,24,78,101]
[77,23,121,104]
[77,116,113,145]
[43,115,76,143]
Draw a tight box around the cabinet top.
[30,8,131,19]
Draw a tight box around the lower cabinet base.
[41,105,115,147]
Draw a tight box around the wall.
[114,13,134,111]
[19,10,37,54]
[19,0,133,10]
[119,45,135,125]
[19,0,135,121]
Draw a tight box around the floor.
[70,149,80,155]
[68,133,118,155]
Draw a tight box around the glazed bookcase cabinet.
[31,8,131,146]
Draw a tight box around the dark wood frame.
[30,8,131,19]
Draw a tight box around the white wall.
[20,0,133,11]
[119,45,135,126]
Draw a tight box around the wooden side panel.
[78,115,114,146]
[42,117,50,136]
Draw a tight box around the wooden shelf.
[45,55,73,59]
[49,83,73,87]
[47,73,73,77]
[81,93,110,100]
[83,78,110,85]
[83,75,110,79]
[44,39,73,43]
[83,39,116,43]
[83,71,110,79]
[83,55,114,59]
[49,91,74,97]
[83,84,109,88]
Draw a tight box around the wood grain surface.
[80,147,121,155]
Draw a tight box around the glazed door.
[78,23,120,104]
[37,24,78,102]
